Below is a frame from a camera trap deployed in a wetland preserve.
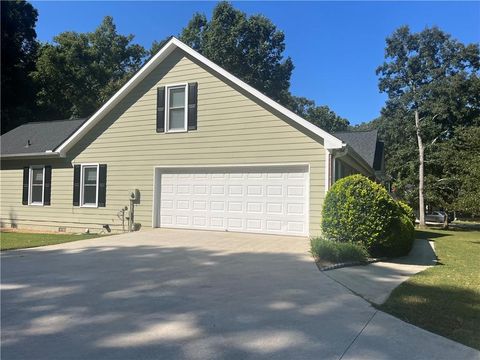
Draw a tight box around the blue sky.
[32,1,480,125]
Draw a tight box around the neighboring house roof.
[54,37,345,157]
[333,130,382,170]
[0,119,87,158]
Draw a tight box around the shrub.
[311,237,339,262]
[322,174,398,247]
[381,212,415,257]
[338,241,370,262]
[321,174,415,257]
[310,237,369,263]
[397,201,416,225]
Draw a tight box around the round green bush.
[381,212,415,257]
[321,174,415,257]
[397,200,416,225]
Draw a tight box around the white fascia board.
[55,37,344,156]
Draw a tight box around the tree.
[433,126,480,217]
[286,96,349,132]
[376,26,480,226]
[150,37,171,57]
[32,16,146,120]
[1,0,39,134]
[179,2,294,104]
[174,2,349,133]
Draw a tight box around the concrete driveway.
[1,229,477,360]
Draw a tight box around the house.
[0,37,383,237]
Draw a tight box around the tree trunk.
[443,211,449,229]
[415,109,426,227]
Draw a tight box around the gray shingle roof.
[1,118,87,156]
[333,130,379,168]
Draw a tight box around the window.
[81,164,99,207]
[29,166,45,205]
[166,85,187,132]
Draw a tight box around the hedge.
[321,174,415,257]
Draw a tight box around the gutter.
[0,151,62,160]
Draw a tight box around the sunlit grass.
[0,232,104,250]
[380,228,480,350]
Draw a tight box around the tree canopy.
[177,1,349,132]
[179,2,294,104]
[2,1,349,134]
[373,26,480,217]
[1,0,39,133]
[32,16,146,120]
[286,96,349,132]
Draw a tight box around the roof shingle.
[333,130,379,168]
[1,118,87,156]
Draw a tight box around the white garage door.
[156,165,309,236]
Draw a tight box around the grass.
[379,228,480,350]
[0,231,104,251]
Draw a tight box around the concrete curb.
[316,258,386,271]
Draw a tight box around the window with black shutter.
[156,86,166,132]
[73,164,107,208]
[73,165,81,206]
[188,82,198,130]
[22,167,29,205]
[158,83,198,133]
[23,166,50,206]
[44,166,52,206]
[98,164,107,207]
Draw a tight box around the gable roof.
[54,37,345,156]
[333,130,380,169]
[1,118,87,158]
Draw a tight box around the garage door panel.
[157,165,308,236]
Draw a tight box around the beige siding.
[1,48,326,235]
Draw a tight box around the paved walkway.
[326,239,437,304]
[1,230,477,359]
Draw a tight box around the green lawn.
[380,228,480,350]
[0,231,103,251]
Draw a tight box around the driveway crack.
[338,309,378,360]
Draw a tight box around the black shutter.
[156,86,166,133]
[44,166,52,206]
[22,167,29,205]
[98,164,107,207]
[188,82,198,130]
[73,165,81,206]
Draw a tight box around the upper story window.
[81,164,99,207]
[29,166,45,205]
[166,85,187,132]
[156,83,197,134]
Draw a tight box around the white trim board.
[55,37,344,156]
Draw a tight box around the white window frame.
[28,165,45,206]
[80,163,99,208]
[165,83,188,133]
